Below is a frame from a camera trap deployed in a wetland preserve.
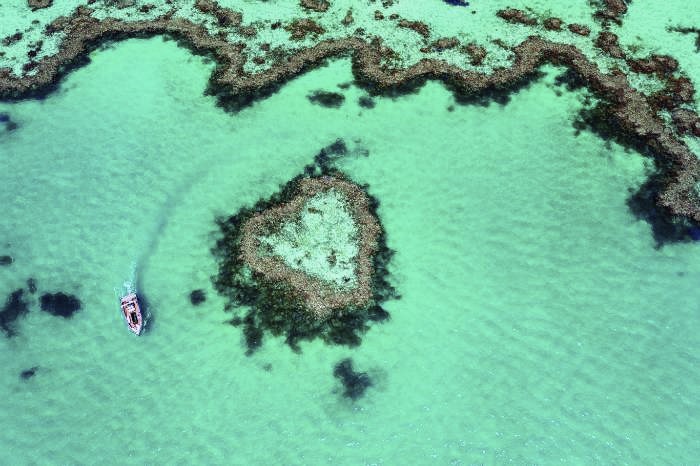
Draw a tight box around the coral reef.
[595,31,625,59]
[543,18,563,31]
[397,19,430,39]
[237,176,380,318]
[300,0,330,13]
[424,37,459,54]
[190,289,206,305]
[0,5,698,241]
[28,0,52,11]
[194,0,242,27]
[20,366,39,380]
[213,150,395,354]
[285,18,326,41]
[443,0,469,6]
[307,90,345,107]
[462,43,487,66]
[496,8,537,26]
[593,0,628,26]
[358,95,375,108]
[568,23,591,36]
[1,289,29,337]
[673,109,700,137]
[39,292,82,318]
[333,358,372,400]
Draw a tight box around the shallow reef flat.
[0,0,699,234]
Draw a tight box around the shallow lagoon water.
[1,37,699,464]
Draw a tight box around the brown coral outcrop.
[28,0,52,11]
[462,43,487,66]
[672,109,700,137]
[595,31,625,58]
[496,8,537,26]
[194,0,242,27]
[628,55,678,78]
[285,18,325,41]
[300,0,330,13]
[397,19,430,38]
[544,18,563,31]
[341,9,353,26]
[568,23,591,36]
[594,0,628,26]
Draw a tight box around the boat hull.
[120,292,143,335]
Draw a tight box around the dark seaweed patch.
[1,289,29,337]
[189,289,206,305]
[20,366,38,380]
[312,138,348,170]
[39,292,82,318]
[242,311,263,356]
[307,90,345,108]
[0,113,19,132]
[358,95,375,109]
[333,358,372,400]
[689,226,700,241]
[0,255,13,266]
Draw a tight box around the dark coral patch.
[20,366,39,380]
[311,138,348,169]
[194,0,242,27]
[568,23,591,36]
[190,289,206,305]
[1,289,29,337]
[688,227,700,241]
[0,113,19,132]
[307,90,345,108]
[40,292,82,318]
[300,0,329,13]
[496,8,537,26]
[358,95,375,109]
[333,358,372,400]
[397,19,430,38]
[285,18,326,40]
[28,0,52,10]
[444,0,469,6]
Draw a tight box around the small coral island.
[213,167,395,354]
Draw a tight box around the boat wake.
[114,166,209,335]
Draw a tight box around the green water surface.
[0,37,699,464]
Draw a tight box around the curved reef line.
[1,7,699,229]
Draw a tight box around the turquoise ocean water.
[1,37,699,464]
